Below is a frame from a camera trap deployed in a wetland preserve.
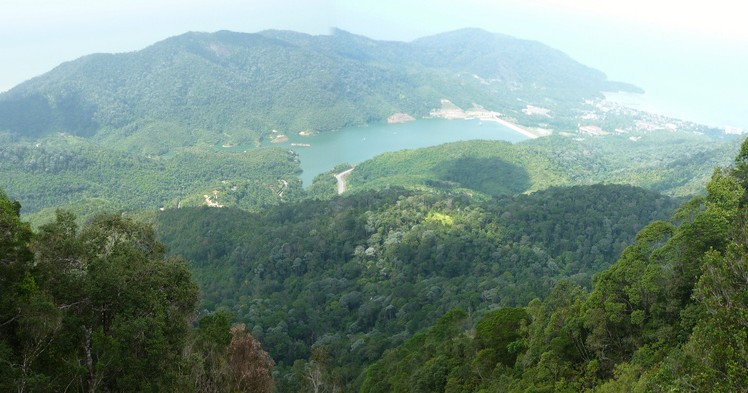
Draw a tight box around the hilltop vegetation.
[342,133,740,199]
[359,140,748,392]
[4,141,748,391]
[0,134,303,224]
[0,190,277,392]
[153,184,679,391]
[0,28,635,153]
[0,27,737,226]
[2,24,747,393]
[3,129,738,228]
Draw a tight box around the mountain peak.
[0,28,636,149]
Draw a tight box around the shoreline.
[482,116,539,139]
[603,91,746,132]
[429,99,544,139]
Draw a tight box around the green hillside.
[0,27,734,225]
[4,142,747,391]
[342,133,740,199]
[2,24,747,393]
[3,129,738,227]
[0,29,635,154]
[360,138,748,393]
[0,134,303,223]
[152,184,679,391]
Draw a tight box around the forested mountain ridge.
[152,183,679,391]
[4,144,748,391]
[409,28,639,98]
[0,28,636,153]
[0,26,733,226]
[342,134,741,199]
[358,134,748,392]
[5,129,737,228]
[2,20,746,393]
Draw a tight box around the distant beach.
[428,99,547,139]
[604,91,747,132]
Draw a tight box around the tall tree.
[226,323,275,393]
[0,190,45,392]
[1,206,200,392]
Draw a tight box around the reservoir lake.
[259,118,530,187]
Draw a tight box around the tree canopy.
[357,136,748,392]
[0,194,275,392]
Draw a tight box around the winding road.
[335,168,354,194]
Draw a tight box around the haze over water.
[598,42,748,131]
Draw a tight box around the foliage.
[359,309,475,393]
[474,307,528,367]
[0,128,736,231]
[225,324,275,393]
[0,191,279,392]
[0,205,175,390]
[358,136,748,392]
[0,135,303,224]
[0,29,634,151]
[347,135,740,199]
[153,183,678,391]
[4,134,746,392]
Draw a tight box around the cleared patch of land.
[429,99,547,139]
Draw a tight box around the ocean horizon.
[604,86,747,133]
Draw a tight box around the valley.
[0,28,735,225]
[0,26,746,393]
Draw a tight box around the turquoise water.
[604,91,747,131]
[260,118,529,187]
[594,40,748,132]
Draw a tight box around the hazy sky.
[2,0,747,127]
